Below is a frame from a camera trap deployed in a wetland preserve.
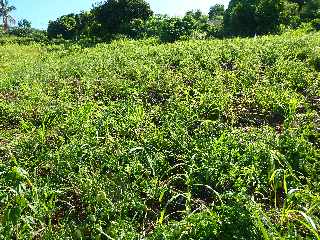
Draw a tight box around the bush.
[311,18,320,30]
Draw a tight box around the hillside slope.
[0,33,320,239]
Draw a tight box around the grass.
[0,32,320,239]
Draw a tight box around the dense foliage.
[208,4,225,21]
[47,2,224,42]
[224,0,282,36]
[0,30,319,239]
[93,0,153,38]
[128,13,223,43]
[47,13,91,40]
[47,0,153,41]
[45,0,320,42]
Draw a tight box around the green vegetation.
[1,29,320,239]
[224,0,282,36]
[45,0,320,43]
[1,0,319,239]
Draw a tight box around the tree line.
[1,0,320,43]
[46,0,320,42]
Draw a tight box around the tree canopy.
[45,0,320,42]
[209,4,225,20]
[93,0,153,37]
[224,0,282,36]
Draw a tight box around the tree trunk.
[3,15,8,32]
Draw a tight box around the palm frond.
[7,5,15,11]
[7,15,15,24]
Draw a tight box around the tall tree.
[209,4,225,20]
[280,0,320,27]
[18,19,31,29]
[0,0,16,32]
[47,14,78,40]
[255,0,282,34]
[93,0,153,37]
[280,1,301,28]
[224,0,257,36]
[300,0,320,21]
[224,0,281,36]
[185,9,203,20]
[47,11,98,40]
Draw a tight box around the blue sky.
[12,0,229,30]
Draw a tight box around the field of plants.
[0,31,320,239]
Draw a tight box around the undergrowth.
[0,32,320,239]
